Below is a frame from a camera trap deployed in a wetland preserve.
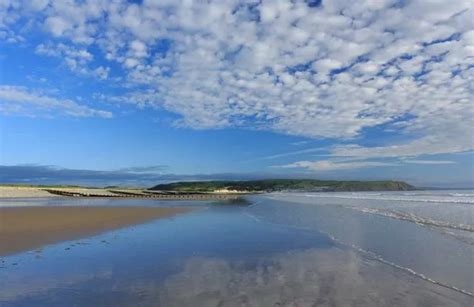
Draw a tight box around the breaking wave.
[302,193,474,204]
[244,206,474,298]
[320,231,474,298]
[449,193,474,197]
[348,207,474,232]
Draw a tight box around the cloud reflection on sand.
[2,247,472,306]
[159,247,472,307]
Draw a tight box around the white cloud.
[44,16,70,37]
[93,66,110,80]
[35,42,111,79]
[124,57,139,69]
[256,147,328,161]
[279,159,395,171]
[1,0,473,160]
[26,0,49,12]
[0,85,112,118]
[291,141,310,146]
[129,40,147,58]
[36,43,93,62]
[275,155,458,173]
[401,159,456,165]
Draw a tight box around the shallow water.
[1,191,473,306]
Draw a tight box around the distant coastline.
[150,179,416,193]
[1,179,415,199]
[0,186,244,200]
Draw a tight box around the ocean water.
[255,190,474,292]
[1,190,473,306]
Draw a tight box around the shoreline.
[0,206,193,256]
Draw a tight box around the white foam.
[349,207,474,232]
[300,193,474,204]
[320,231,474,298]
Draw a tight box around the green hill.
[149,179,415,193]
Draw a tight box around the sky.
[0,0,473,187]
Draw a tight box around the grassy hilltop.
[150,179,415,193]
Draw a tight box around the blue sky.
[0,0,473,187]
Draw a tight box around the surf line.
[301,194,474,205]
[320,230,474,298]
[285,199,474,233]
[347,207,474,232]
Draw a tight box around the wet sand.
[0,206,192,256]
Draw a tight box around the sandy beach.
[0,186,243,200]
[0,206,192,256]
[0,186,125,198]
[0,186,62,198]
[1,192,473,306]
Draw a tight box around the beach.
[0,186,61,198]
[1,191,473,306]
[0,186,242,200]
[0,186,124,198]
[0,206,192,256]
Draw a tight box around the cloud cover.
[1,0,473,167]
[0,85,112,118]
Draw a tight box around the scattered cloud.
[0,1,24,43]
[278,160,396,171]
[1,1,473,161]
[275,156,458,172]
[118,165,169,174]
[401,159,456,165]
[36,43,110,79]
[257,147,329,161]
[291,141,310,146]
[0,85,112,118]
